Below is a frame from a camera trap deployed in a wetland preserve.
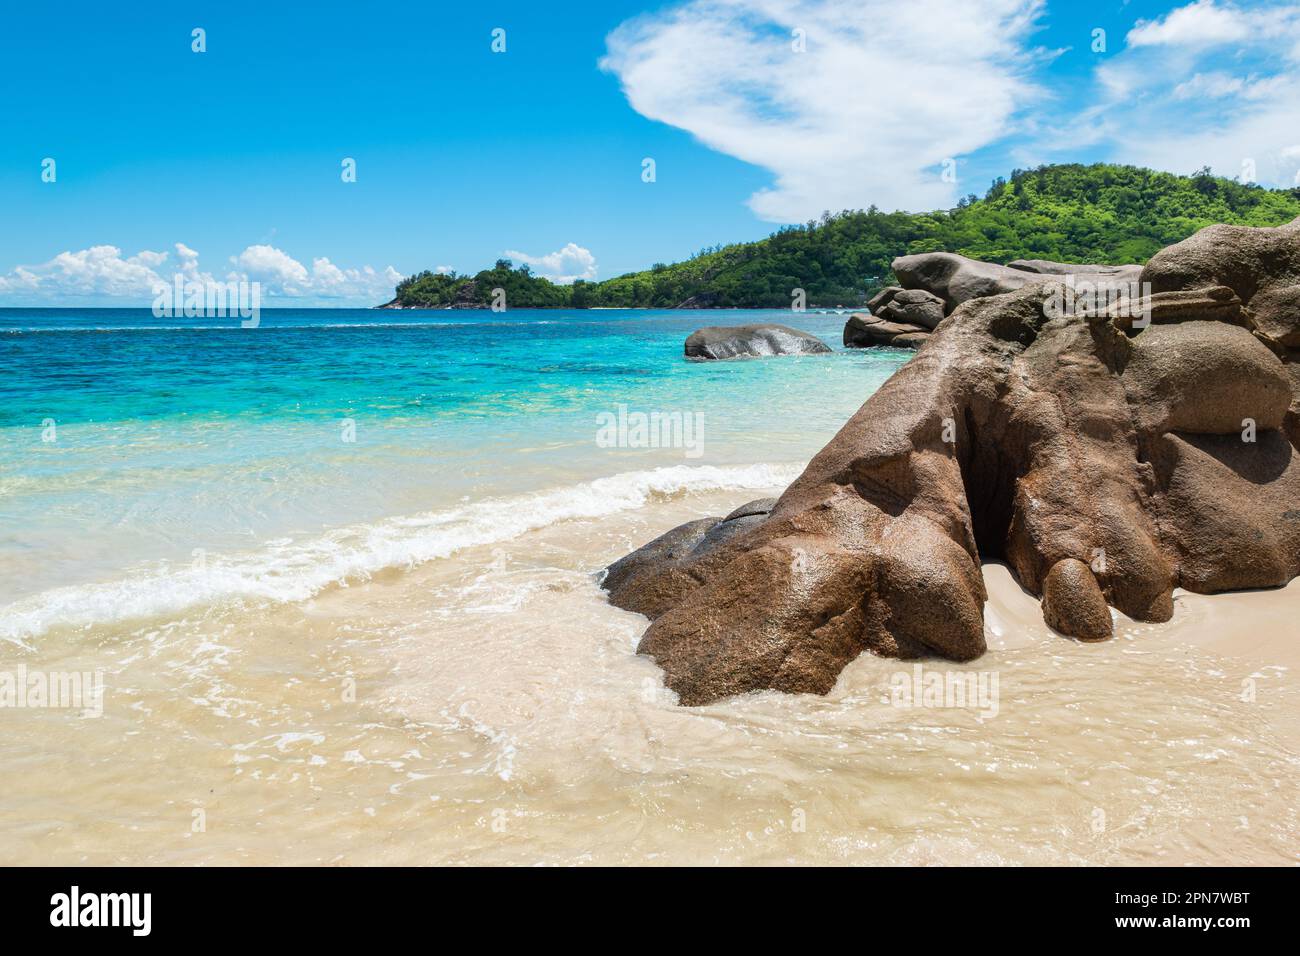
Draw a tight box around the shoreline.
[4,484,1295,866]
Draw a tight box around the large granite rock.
[605,218,1300,705]
[843,313,931,350]
[893,252,1144,316]
[868,286,946,329]
[602,499,776,619]
[1102,285,1244,333]
[846,257,1144,349]
[892,252,1038,314]
[1141,217,1300,349]
[684,324,831,360]
[1009,259,1143,285]
[844,286,945,350]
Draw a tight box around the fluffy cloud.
[234,244,310,290]
[601,0,1300,218]
[601,0,1048,220]
[0,245,173,298]
[503,243,598,283]
[0,243,403,304]
[308,257,402,297]
[1127,0,1251,48]
[1078,1,1300,188]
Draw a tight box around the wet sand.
[1,487,1294,866]
[984,562,1300,750]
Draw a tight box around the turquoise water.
[0,308,907,633]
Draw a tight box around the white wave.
[0,461,803,643]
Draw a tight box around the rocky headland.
[604,218,1300,705]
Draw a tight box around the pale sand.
[984,561,1300,749]
[1,489,1295,864]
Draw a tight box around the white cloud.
[233,244,311,291]
[503,243,598,283]
[132,249,169,268]
[0,267,40,295]
[1172,71,1286,100]
[601,0,1048,220]
[1112,92,1300,185]
[308,257,404,297]
[0,244,403,304]
[1127,0,1251,49]
[1074,1,1300,188]
[0,245,170,298]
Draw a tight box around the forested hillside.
[386,164,1300,309]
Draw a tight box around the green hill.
[385,164,1300,310]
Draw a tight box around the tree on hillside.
[391,164,1300,309]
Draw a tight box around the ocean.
[1,308,900,623]
[1,307,1296,864]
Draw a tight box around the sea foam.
[0,461,804,644]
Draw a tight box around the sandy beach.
[1,480,1294,866]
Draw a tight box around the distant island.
[378,163,1300,310]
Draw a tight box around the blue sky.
[2,0,1298,305]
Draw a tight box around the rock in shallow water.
[606,218,1300,705]
[684,324,831,360]
[1041,558,1112,641]
[868,287,946,330]
[601,500,776,620]
[842,313,931,350]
